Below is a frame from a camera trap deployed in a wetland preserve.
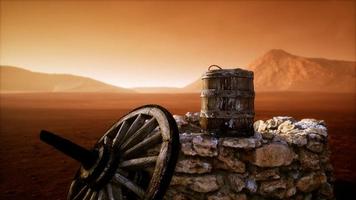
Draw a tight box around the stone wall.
[165,113,334,200]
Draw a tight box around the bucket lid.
[202,65,254,79]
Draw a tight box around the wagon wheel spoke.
[119,156,158,169]
[83,188,93,200]
[97,190,105,200]
[121,118,158,151]
[111,183,124,200]
[89,191,98,200]
[112,121,130,147]
[121,131,162,159]
[113,173,145,198]
[73,185,88,200]
[119,114,146,146]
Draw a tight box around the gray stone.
[175,158,212,174]
[185,112,200,124]
[250,143,296,167]
[228,174,245,192]
[192,135,218,157]
[297,172,327,192]
[180,133,218,157]
[222,137,261,149]
[278,129,308,147]
[245,178,258,193]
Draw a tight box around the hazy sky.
[1,0,355,88]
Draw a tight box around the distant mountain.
[182,49,356,93]
[0,66,133,93]
[249,49,355,92]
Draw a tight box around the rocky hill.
[0,66,133,93]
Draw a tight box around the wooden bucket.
[200,65,255,137]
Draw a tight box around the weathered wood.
[73,185,88,200]
[89,191,98,200]
[97,190,105,200]
[145,141,169,199]
[120,118,158,151]
[119,156,158,169]
[200,67,255,137]
[113,120,130,148]
[83,188,92,200]
[111,183,123,200]
[66,105,179,200]
[113,173,145,198]
[106,184,115,200]
[122,131,162,159]
[120,114,146,144]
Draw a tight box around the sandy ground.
[0,92,355,199]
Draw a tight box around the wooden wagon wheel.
[40,105,180,200]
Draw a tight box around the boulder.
[249,143,296,167]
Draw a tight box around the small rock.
[250,143,296,167]
[306,140,324,153]
[192,135,218,157]
[215,147,246,173]
[299,149,320,170]
[278,120,295,133]
[245,178,258,193]
[253,168,280,181]
[222,137,261,149]
[296,172,327,192]
[305,127,328,137]
[179,133,218,157]
[286,187,297,197]
[170,175,220,193]
[228,174,245,192]
[265,119,279,129]
[259,179,287,199]
[319,182,334,198]
[278,129,308,147]
[254,120,267,132]
[207,192,231,200]
[185,112,200,124]
[175,158,212,174]
[230,193,247,200]
[190,175,220,193]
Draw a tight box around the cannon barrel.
[40,130,98,169]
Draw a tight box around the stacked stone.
[166,113,334,200]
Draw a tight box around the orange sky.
[1,0,355,88]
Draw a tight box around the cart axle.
[40,130,98,169]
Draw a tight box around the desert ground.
[0,92,355,199]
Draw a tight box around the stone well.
[164,113,334,200]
